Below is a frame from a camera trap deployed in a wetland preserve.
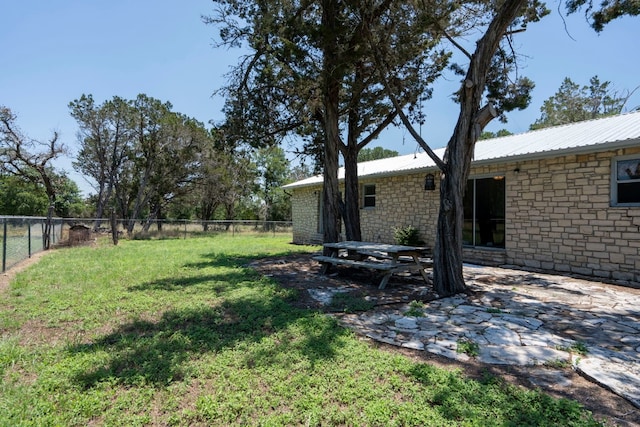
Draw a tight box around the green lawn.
[0,235,601,426]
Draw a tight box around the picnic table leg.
[320,262,331,274]
[378,272,393,289]
[412,254,430,284]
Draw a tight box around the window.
[463,176,505,248]
[612,156,640,206]
[363,184,376,208]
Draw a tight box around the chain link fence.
[1,216,292,273]
[1,216,64,273]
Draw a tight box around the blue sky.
[2,1,639,195]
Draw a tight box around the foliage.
[393,225,424,246]
[357,147,400,162]
[566,0,640,31]
[558,341,589,356]
[0,175,48,215]
[51,172,86,217]
[69,94,217,228]
[530,76,629,130]
[480,129,513,140]
[0,236,601,426]
[0,171,84,217]
[254,146,291,222]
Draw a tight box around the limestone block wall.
[506,146,640,285]
[360,173,440,245]
[290,187,322,244]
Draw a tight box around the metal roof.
[284,111,640,189]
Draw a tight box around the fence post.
[2,219,6,273]
[28,219,32,258]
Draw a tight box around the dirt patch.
[252,254,640,427]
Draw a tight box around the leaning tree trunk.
[432,0,526,297]
[433,163,466,295]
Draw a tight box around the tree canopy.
[566,0,640,31]
[530,76,632,130]
[358,146,399,162]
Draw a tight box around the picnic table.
[312,241,432,289]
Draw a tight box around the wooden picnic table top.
[322,241,429,255]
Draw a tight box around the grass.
[328,292,375,313]
[0,235,602,426]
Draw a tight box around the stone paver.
[309,264,640,409]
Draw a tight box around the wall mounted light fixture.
[424,173,435,191]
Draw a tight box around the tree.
[357,146,400,162]
[0,106,66,213]
[0,174,49,216]
[371,0,547,296]
[254,146,291,222]
[69,94,133,229]
[480,129,513,140]
[530,76,631,130]
[192,130,256,228]
[70,94,207,234]
[207,0,448,245]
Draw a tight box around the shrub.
[393,225,424,246]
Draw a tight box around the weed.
[571,342,589,355]
[456,339,480,357]
[557,341,589,356]
[404,300,425,317]
[544,358,571,369]
[486,307,502,314]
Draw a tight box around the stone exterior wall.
[290,145,640,286]
[290,187,323,244]
[506,146,640,285]
[360,174,440,245]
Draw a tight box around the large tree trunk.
[433,166,466,295]
[433,0,526,297]
[321,0,342,254]
[342,147,362,241]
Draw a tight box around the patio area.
[252,255,640,424]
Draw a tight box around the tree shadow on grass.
[406,363,599,425]
[183,251,301,271]
[127,272,249,293]
[128,252,299,293]
[67,281,348,389]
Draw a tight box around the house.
[284,111,640,287]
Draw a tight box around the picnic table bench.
[312,241,432,289]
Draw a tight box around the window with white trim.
[362,184,376,208]
[612,156,640,206]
